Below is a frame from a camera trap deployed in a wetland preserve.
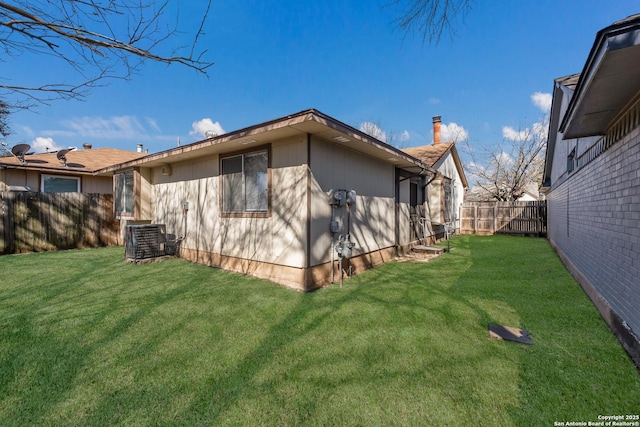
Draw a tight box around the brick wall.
[547,127,640,343]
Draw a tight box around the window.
[567,147,576,174]
[114,170,135,217]
[41,175,80,192]
[221,148,269,215]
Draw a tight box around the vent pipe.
[137,144,143,153]
[83,143,92,150]
[433,116,441,145]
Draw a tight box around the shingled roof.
[555,73,581,91]
[402,142,469,189]
[0,147,147,176]
[402,142,454,167]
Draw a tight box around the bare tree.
[0,1,213,109]
[391,0,475,44]
[0,98,9,137]
[359,120,410,148]
[464,116,548,202]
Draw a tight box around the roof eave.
[98,109,435,176]
[561,16,640,138]
[448,144,469,189]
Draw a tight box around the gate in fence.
[459,201,547,236]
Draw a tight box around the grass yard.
[0,235,638,426]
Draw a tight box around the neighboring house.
[99,109,437,291]
[542,15,640,366]
[403,116,469,237]
[0,144,147,193]
[516,182,541,202]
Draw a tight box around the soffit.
[564,45,640,138]
[563,23,640,139]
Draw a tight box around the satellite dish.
[11,143,31,163]
[57,148,71,166]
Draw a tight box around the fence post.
[474,205,478,234]
[2,192,16,254]
[493,205,497,234]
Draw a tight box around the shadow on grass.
[0,239,638,426]
[0,252,206,425]
[450,235,640,425]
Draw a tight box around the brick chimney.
[433,116,441,145]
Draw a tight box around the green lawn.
[0,235,638,426]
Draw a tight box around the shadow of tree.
[3,223,637,425]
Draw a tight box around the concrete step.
[412,245,445,255]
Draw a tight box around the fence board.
[1,192,119,254]
[460,201,547,236]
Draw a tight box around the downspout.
[305,133,312,290]
[394,168,400,254]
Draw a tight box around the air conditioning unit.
[125,224,166,261]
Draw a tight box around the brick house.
[541,14,640,366]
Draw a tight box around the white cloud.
[31,137,65,153]
[440,122,468,142]
[60,115,149,139]
[502,126,529,141]
[400,130,410,142]
[532,120,549,141]
[531,92,552,113]
[503,120,548,142]
[189,118,225,138]
[428,97,441,104]
[145,117,161,133]
[359,122,387,142]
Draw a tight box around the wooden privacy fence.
[1,192,120,254]
[460,201,547,236]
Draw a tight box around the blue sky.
[3,1,639,158]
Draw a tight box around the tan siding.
[270,140,307,267]
[2,169,40,190]
[80,176,113,193]
[309,137,396,269]
[149,137,307,269]
[427,179,442,222]
[397,179,411,245]
[1,169,113,193]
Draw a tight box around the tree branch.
[0,0,213,110]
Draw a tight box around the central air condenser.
[125,224,167,261]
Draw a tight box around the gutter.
[560,16,640,134]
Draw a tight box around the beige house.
[101,109,437,291]
[0,145,146,193]
[403,116,468,238]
